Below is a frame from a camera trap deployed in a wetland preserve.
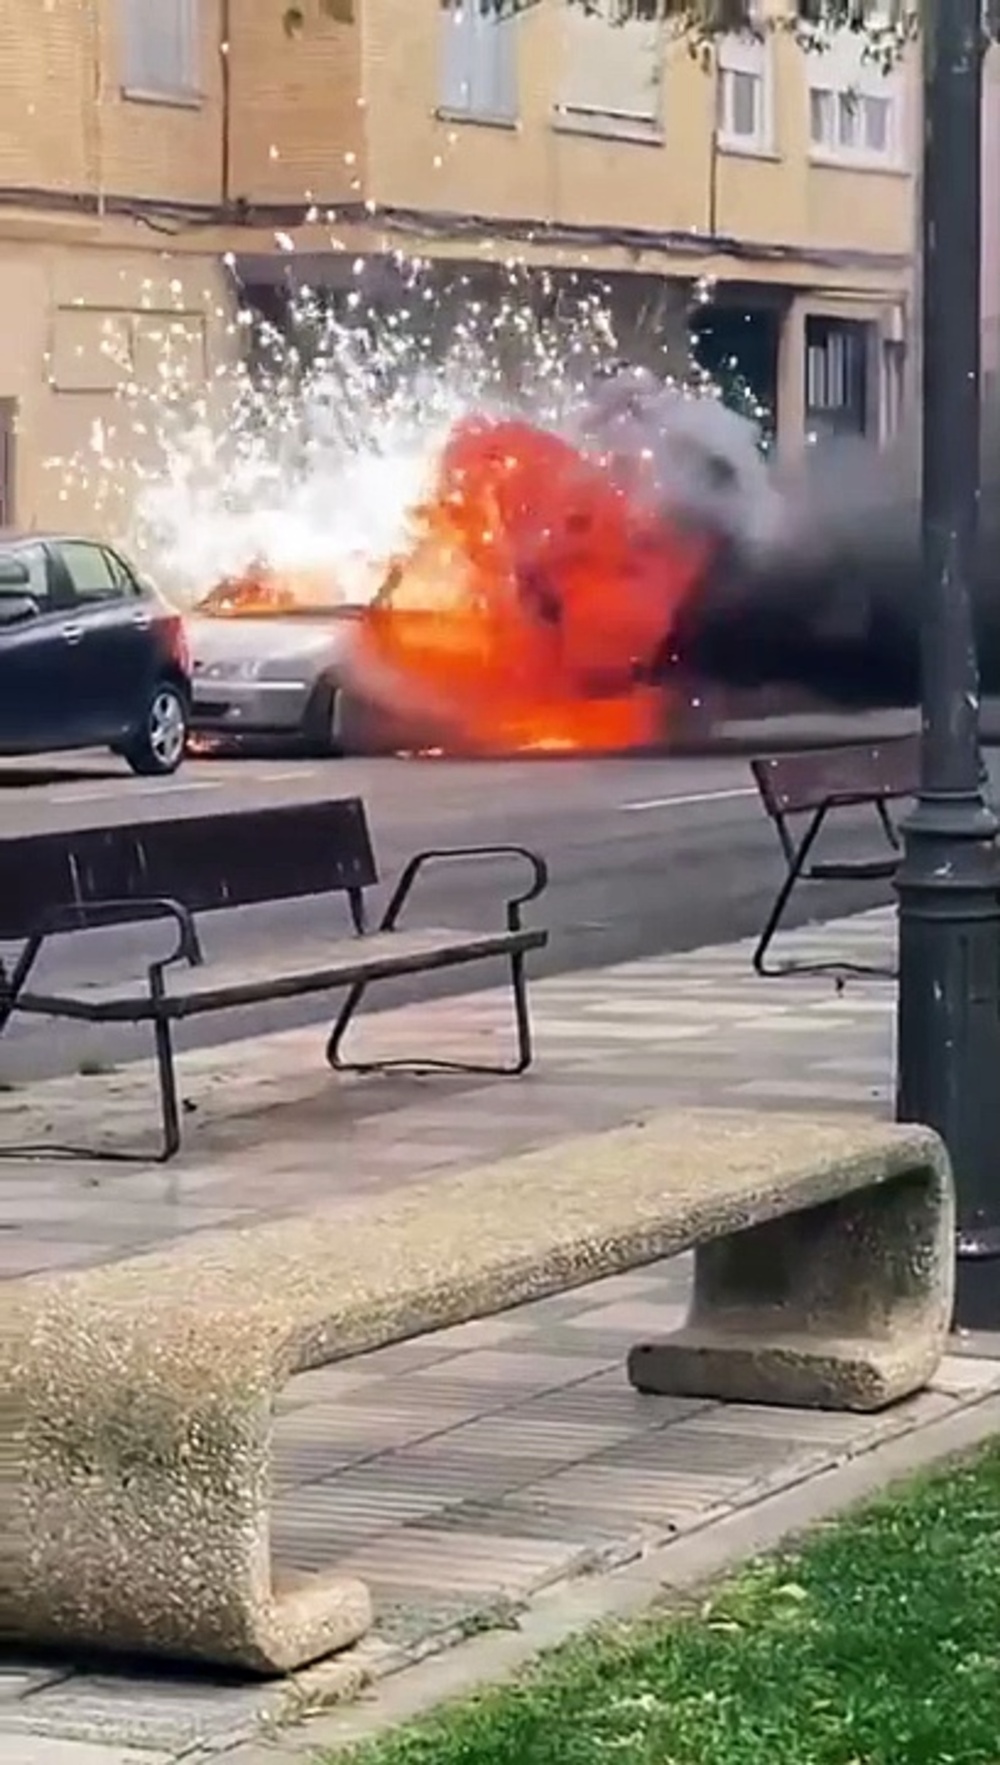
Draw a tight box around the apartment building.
[0,0,918,532]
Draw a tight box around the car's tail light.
[170,616,192,676]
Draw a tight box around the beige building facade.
[0,0,918,534]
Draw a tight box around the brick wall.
[0,0,224,205]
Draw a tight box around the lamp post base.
[896,785,1000,1332]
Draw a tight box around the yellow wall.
[0,0,225,203]
[0,0,917,265]
[360,0,916,273]
[0,237,233,533]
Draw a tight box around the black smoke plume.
[583,372,1000,712]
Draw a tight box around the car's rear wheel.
[302,680,347,758]
[120,680,189,777]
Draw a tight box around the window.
[439,3,518,121]
[104,549,143,596]
[0,545,47,607]
[811,85,892,154]
[556,8,662,137]
[716,30,772,152]
[120,0,200,101]
[59,543,124,605]
[807,22,902,166]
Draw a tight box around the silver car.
[186,600,369,754]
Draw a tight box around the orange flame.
[351,417,713,754]
[196,417,715,756]
[198,565,344,617]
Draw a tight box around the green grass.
[335,1440,1000,1765]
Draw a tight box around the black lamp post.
[895,0,1000,1330]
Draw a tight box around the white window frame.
[438,2,519,124]
[120,0,201,103]
[807,24,904,169]
[554,9,663,142]
[716,29,773,154]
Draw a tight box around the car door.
[52,540,153,743]
[0,543,90,752]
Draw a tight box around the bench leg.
[326,949,534,1077]
[753,809,823,977]
[10,1303,374,1672]
[627,1151,954,1412]
[153,1014,183,1162]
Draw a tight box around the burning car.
[186,567,377,755]
[188,399,727,758]
[188,373,957,762]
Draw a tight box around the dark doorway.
[692,303,780,444]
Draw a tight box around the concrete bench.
[4,1109,952,1675]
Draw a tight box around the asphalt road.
[0,742,922,1085]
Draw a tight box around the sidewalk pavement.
[6,906,999,1765]
[0,906,896,1279]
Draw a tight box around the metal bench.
[750,736,919,977]
[0,798,548,1160]
[3,1110,952,1672]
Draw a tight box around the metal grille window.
[121,0,200,100]
[805,317,870,440]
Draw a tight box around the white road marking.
[246,767,320,783]
[621,787,757,812]
[44,780,220,804]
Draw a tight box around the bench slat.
[752,735,920,818]
[17,925,545,1022]
[0,798,379,941]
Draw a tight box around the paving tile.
[559,1298,691,1334]
[400,1414,645,1459]
[275,1363,391,1411]
[0,1743,173,1765]
[421,1495,623,1543]
[931,1354,1000,1397]
[516,1462,743,1517]
[406,1349,616,1390]
[273,1402,475,1484]
[596,1423,806,1476]
[0,1671,270,1751]
[335,1526,577,1594]
[419,1314,539,1351]
[672,1403,881,1444]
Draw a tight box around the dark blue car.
[0,533,191,776]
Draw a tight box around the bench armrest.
[0,897,202,1026]
[35,896,201,961]
[380,845,549,935]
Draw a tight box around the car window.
[103,548,144,597]
[0,544,48,607]
[58,541,123,605]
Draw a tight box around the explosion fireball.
[348,413,716,755]
[48,266,775,758]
